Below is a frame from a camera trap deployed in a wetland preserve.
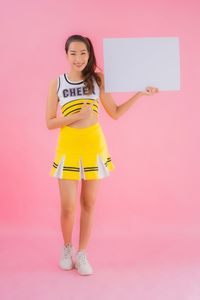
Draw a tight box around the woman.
[46,34,159,276]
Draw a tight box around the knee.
[61,203,76,217]
[81,196,96,212]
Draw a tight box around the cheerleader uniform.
[49,73,115,180]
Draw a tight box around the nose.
[75,60,82,64]
[74,54,81,60]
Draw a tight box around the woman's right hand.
[78,102,94,119]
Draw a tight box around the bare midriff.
[67,112,99,128]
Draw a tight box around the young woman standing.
[46,34,159,276]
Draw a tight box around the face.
[66,41,90,71]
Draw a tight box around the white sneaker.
[75,250,93,275]
[59,243,74,270]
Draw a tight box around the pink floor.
[1,226,200,300]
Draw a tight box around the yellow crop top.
[56,73,100,117]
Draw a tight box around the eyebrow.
[69,50,87,52]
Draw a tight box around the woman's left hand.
[141,86,159,96]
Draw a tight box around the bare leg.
[58,179,79,245]
[78,179,100,251]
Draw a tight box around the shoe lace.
[63,244,73,258]
[78,251,88,265]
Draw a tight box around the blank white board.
[103,37,180,92]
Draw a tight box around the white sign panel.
[103,37,180,92]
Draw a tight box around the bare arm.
[45,79,83,130]
[115,92,143,119]
[97,72,118,120]
[97,72,159,120]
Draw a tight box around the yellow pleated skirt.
[49,122,115,180]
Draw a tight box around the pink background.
[1,0,200,299]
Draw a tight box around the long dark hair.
[65,34,102,95]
